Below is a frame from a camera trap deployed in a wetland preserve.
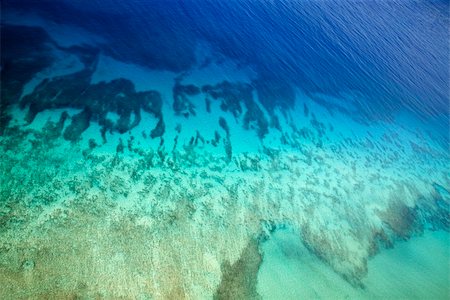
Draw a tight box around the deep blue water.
[2,0,449,137]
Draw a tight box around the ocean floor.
[1,20,449,299]
[258,228,450,299]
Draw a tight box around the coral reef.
[173,81,200,117]
[21,72,163,137]
[0,23,448,299]
[203,81,269,138]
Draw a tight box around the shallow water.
[258,228,450,299]
[1,0,449,299]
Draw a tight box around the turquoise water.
[1,1,449,299]
[258,228,450,299]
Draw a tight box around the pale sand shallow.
[1,40,449,298]
[1,104,448,298]
[258,228,450,299]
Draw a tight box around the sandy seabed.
[1,94,448,299]
[0,30,449,298]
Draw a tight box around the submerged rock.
[63,108,92,141]
[173,82,200,117]
[18,56,163,140]
[204,81,269,138]
[150,118,166,139]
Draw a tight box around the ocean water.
[1,0,449,299]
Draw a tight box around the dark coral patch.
[218,118,232,162]
[202,81,248,118]
[218,117,230,137]
[254,77,296,112]
[204,81,269,138]
[1,24,163,140]
[377,201,422,240]
[173,81,200,117]
[20,66,163,141]
[63,108,92,141]
[243,101,269,138]
[150,118,166,139]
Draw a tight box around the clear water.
[1,0,449,299]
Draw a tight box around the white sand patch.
[257,228,362,299]
[7,105,31,128]
[104,112,120,124]
[227,116,261,155]
[364,230,450,299]
[258,229,450,299]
